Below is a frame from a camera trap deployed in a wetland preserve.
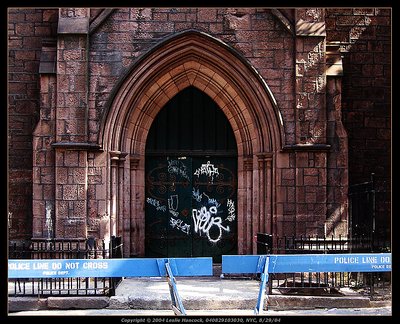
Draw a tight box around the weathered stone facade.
[8,8,391,256]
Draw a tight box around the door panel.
[144,87,238,261]
[145,156,169,257]
[165,157,192,257]
[145,155,237,262]
[145,156,192,258]
[192,157,237,262]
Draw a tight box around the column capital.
[109,150,121,161]
[256,152,273,162]
[130,155,141,170]
[243,156,253,171]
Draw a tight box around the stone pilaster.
[325,43,348,237]
[109,151,120,237]
[54,149,88,238]
[52,9,91,239]
[295,8,327,144]
[32,39,57,239]
[129,155,141,257]
[56,8,89,143]
[292,9,329,236]
[241,156,253,254]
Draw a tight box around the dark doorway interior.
[145,86,238,262]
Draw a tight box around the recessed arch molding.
[100,30,284,256]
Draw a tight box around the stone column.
[243,156,253,254]
[265,156,273,235]
[129,155,140,257]
[118,152,128,255]
[257,155,265,235]
[106,151,131,255]
[256,153,274,236]
[109,151,120,237]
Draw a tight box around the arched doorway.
[100,30,284,258]
[145,87,238,262]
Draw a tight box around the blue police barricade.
[8,257,213,316]
[222,253,391,315]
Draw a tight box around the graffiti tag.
[169,218,191,235]
[168,160,190,181]
[194,161,219,182]
[146,198,167,212]
[192,206,230,243]
[192,188,203,202]
[168,195,179,217]
[227,199,236,222]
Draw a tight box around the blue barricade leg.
[254,256,270,315]
[165,260,187,316]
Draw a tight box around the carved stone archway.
[100,30,284,257]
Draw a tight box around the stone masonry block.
[47,297,109,309]
[8,297,48,312]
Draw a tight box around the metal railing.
[8,236,123,297]
[349,173,391,253]
[256,233,391,299]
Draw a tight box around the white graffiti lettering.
[169,218,191,235]
[227,199,236,222]
[146,198,166,212]
[45,204,53,239]
[194,161,219,182]
[168,160,190,181]
[168,195,179,217]
[192,206,230,243]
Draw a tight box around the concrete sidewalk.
[8,275,391,313]
[108,277,372,310]
[8,306,393,316]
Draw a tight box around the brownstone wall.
[8,9,58,241]
[326,8,391,241]
[88,8,295,144]
[325,8,391,189]
[7,8,391,247]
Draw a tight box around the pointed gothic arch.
[100,30,284,257]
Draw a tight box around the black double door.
[144,86,238,262]
[145,155,237,262]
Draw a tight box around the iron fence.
[349,173,391,252]
[256,233,391,299]
[254,173,391,299]
[8,236,123,297]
